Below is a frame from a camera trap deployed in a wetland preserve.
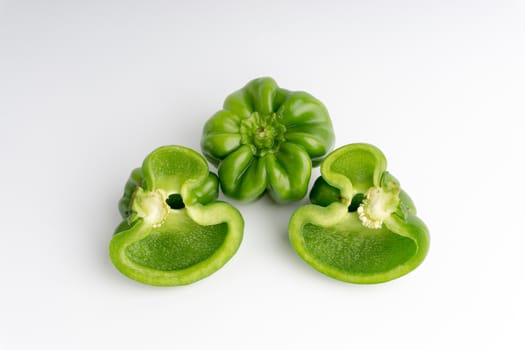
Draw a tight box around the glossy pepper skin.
[201,77,335,203]
[110,146,244,286]
[289,143,429,284]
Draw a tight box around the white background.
[1,0,524,349]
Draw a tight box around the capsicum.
[201,77,335,203]
[289,143,429,283]
[109,145,244,286]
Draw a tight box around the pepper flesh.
[289,143,429,284]
[110,145,244,286]
[201,77,335,203]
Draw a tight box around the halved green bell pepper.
[289,143,429,284]
[201,77,335,203]
[110,145,244,286]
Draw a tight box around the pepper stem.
[240,112,286,156]
[357,185,400,229]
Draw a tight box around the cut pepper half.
[289,143,429,284]
[110,146,244,286]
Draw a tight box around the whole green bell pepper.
[289,143,429,284]
[201,77,335,203]
[109,145,244,286]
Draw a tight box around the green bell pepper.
[289,143,429,284]
[109,145,244,286]
[201,77,335,203]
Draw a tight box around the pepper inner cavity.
[166,193,185,209]
[348,193,365,212]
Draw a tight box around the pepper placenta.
[289,143,429,283]
[109,145,244,286]
[201,77,335,203]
